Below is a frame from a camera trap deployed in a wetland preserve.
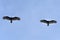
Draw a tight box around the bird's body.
[40,19,57,26]
[3,16,20,23]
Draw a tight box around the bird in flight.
[40,19,57,26]
[3,16,20,23]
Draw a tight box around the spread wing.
[3,16,11,20]
[12,17,20,20]
[40,20,47,23]
[49,20,57,24]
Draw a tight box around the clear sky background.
[0,0,60,40]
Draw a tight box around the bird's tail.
[10,20,12,23]
[47,23,49,26]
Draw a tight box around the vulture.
[40,19,57,26]
[3,16,20,23]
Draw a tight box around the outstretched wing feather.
[3,16,10,20]
[40,20,47,23]
[49,20,57,24]
[12,17,20,20]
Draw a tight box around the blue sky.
[0,0,60,40]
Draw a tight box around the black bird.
[3,16,20,23]
[40,19,57,26]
